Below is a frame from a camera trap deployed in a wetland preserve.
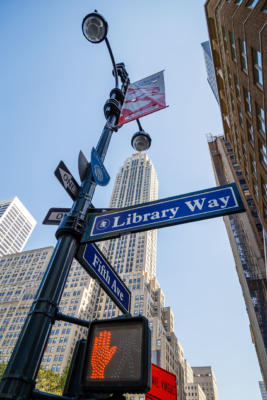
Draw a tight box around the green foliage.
[0,363,69,396]
[0,363,6,379]
[36,364,69,395]
[36,368,63,395]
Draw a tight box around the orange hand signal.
[90,330,117,379]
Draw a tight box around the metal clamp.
[104,87,125,123]
[55,215,85,240]
[110,88,124,103]
[104,98,121,120]
[29,298,59,321]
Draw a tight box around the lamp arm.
[105,37,119,89]
[136,118,143,131]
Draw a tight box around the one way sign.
[54,161,80,200]
[43,208,70,225]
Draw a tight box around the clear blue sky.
[0,1,262,399]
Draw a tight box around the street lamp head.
[131,131,152,152]
[82,12,108,44]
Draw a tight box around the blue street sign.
[91,147,110,186]
[81,183,244,243]
[76,243,131,314]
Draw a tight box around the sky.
[0,1,263,399]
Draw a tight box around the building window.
[244,88,252,115]
[256,104,266,137]
[242,141,247,159]
[234,74,241,98]
[230,94,235,112]
[262,180,267,199]
[222,26,228,51]
[228,67,233,88]
[260,143,267,169]
[254,184,259,199]
[229,31,237,61]
[238,105,244,127]
[240,40,248,72]
[247,121,254,146]
[246,0,259,7]
[252,49,263,88]
[252,159,257,177]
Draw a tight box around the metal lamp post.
[0,12,130,400]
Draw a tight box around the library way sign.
[82,183,244,243]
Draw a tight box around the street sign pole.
[0,85,128,399]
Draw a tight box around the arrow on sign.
[81,183,245,243]
[54,161,80,200]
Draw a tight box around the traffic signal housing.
[82,316,151,394]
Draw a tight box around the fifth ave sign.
[76,243,131,313]
[81,183,244,243]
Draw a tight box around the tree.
[0,364,6,379]
[0,363,69,396]
[36,368,64,395]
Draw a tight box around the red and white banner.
[118,71,167,126]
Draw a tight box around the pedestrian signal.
[82,316,151,393]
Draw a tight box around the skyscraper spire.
[95,152,158,321]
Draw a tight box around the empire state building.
[94,152,158,319]
[93,152,187,400]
